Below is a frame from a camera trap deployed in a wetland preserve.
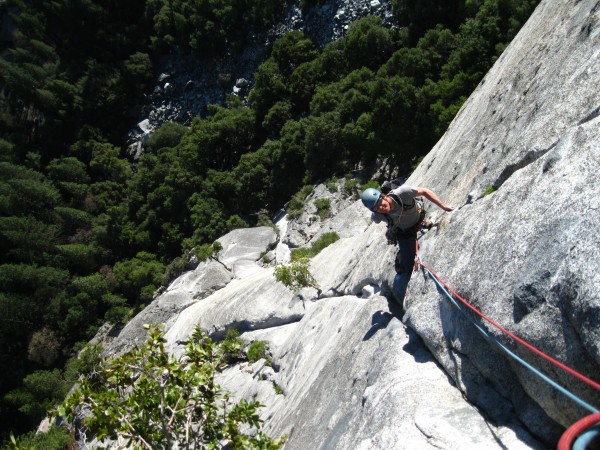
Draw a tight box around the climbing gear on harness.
[384,196,425,245]
[361,188,382,211]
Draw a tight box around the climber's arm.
[416,187,456,212]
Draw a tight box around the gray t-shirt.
[371,185,420,231]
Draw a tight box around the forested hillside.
[0,0,538,445]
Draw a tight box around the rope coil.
[558,413,600,450]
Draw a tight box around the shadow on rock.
[362,310,394,341]
[402,326,436,364]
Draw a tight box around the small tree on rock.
[56,325,283,449]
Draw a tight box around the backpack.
[380,179,400,194]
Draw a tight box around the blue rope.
[422,267,600,415]
[573,424,600,450]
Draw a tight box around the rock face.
[403,0,600,438]
[103,0,600,448]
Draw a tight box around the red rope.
[414,239,600,449]
[413,249,600,392]
[557,412,600,450]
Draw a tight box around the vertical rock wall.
[404,0,600,438]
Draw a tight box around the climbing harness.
[413,243,600,449]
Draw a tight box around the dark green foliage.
[0,139,15,162]
[392,0,477,43]
[0,264,68,307]
[0,216,60,264]
[222,328,245,363]
[303,112,344,181]
[343,17,396,71]
[122,51,154,91]
[271,126,307,203]
[180,97,255,173]
[247,340,269,362]
[5,425,73,450]
[0,162,61,218]
[249,59,289,124]
[47,157,90,184]
[146,0,287,57]
[272,31,319,76]
[314,198,331,219]
[146,121,188,152]
[186,195,232,247]
[4,369,69,419]
[0,0,151,148]
[263,100,293,138]
[112,252,165,303]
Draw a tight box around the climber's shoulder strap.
[381,194,421,226]
[388,193,416,210]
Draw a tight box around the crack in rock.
[492,144,556,190]
[577,105,600,126]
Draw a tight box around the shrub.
[63,343,103,383]
[56,325,283,449]
[102,292,131,325]
[324,177,338,191]
[313,198,331,220]
[274,258,318,291]
[287,185,315,219]
[257,212,279,235]
[112,251,165,303]
[343,175,360,194]
[193,241,223,262]
[221,328,245,363]
[360,179,380,191]
[247,341,269,362]
[162,255,188,286]
[290,232,340,261]
[483,185,496,196]
[5,369,69,420]
[146,121,187,152]
[104,304,132,325]
[310,232,340,253]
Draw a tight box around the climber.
[361,185,456,305]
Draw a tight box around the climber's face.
[374,195,393,214]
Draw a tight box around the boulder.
[106,226,278,356]
[163,268,304,356]
[216,226,277,278]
